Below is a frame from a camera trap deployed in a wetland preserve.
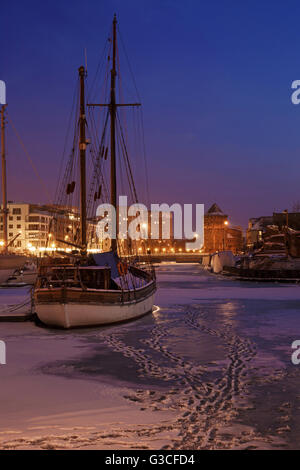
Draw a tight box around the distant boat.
[0,254,28,285]
[286,228,300,258]
[222,226,300,282]
[34,15,156,328]
[1,260,37,286]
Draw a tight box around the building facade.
[203,203,244,254]
[0,202,100,253]
[0,202,52,252]
[1,201,244,255]
[95,208,174,255]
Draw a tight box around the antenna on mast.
[84,48,88,75]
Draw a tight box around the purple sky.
[2,0,300,228]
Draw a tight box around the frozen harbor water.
[0,263,299,449]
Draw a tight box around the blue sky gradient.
[2,0,300,227]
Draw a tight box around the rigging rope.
[54,77,79,204]
[116,110,138,203]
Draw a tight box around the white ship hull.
[36,291,155,328]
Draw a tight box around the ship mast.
[87,14,141,254]
[1,105,8,253]
[78,66,87,253]
[110,14,117,252]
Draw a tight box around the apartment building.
[0,202,52,252]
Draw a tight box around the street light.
[223,220,229,250]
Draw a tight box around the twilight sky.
[2,0,300,228]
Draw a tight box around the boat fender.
[66,181,76,194]
[117,261,128,276]
[70,181,76,193]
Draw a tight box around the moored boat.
[35,263,155,328]
[34,15,156,328]
[0,254,28,284]
[222,264,300,282]
[1,260,37,286]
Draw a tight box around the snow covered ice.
[0,263,300,449]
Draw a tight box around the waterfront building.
[95,208,174,255]
[0,202,52,252]
[204,203,243,254]
[0,202,100,253]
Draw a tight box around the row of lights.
[138,247,203,253]
[1,224,230,252]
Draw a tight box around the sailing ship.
[34,15,156,328]
[0,105,27,284]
